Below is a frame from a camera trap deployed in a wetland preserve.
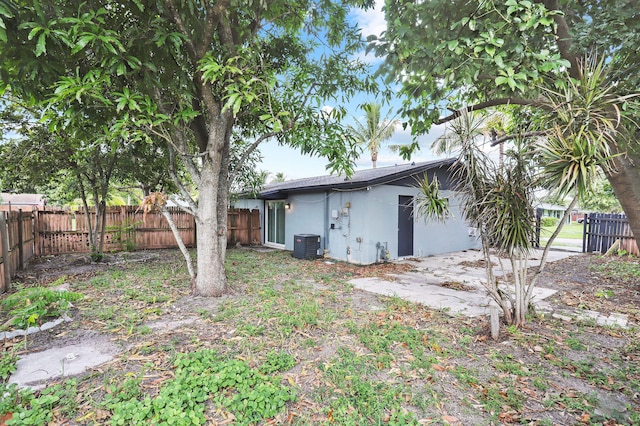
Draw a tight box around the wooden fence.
[36,206,197,255]
[0,206,262,292]
[227,209,261,246]
[583,213,639,256]
[0,210,36,292]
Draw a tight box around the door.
[398,195,414,257]
[266,201,286,247]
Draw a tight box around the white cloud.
[348,1,387,65]
[350,1,387,39]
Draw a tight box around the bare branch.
[436,98,548,124]
[168,147,199,215]
[490,130,549,146]
[230,131,278,182]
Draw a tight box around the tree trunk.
[194,159,228,297]
[606,151,640,247]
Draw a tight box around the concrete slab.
[9,336,120,390]
[349,249,576,317]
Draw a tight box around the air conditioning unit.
[293,234,321,260]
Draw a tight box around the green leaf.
[495,76,509,86]
[35,33,46,56]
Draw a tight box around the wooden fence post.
[0,211,11,292]
[17,209,24,270]
[34,208,40,256]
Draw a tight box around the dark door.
[398,196,414,257]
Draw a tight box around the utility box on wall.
[293,234,321,260]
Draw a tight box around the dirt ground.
[2,249,640,425]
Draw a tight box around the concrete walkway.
[349,249,578,317]
[9,334,120,390]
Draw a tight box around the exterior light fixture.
[285,202,291,209]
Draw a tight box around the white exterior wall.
[323,185,480,264]
[412,190,481,257]
[281,193,327,251]
[236,184,481,264]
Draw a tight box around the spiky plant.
[414,175,451,223]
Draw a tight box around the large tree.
[371,0,640,245]
[1,1,374,296]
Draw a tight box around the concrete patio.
[349,248,578,317]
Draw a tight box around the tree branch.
[168,147,198,216]
[490,130,549,146]
[164,0,198,61]
[436,98,547,125]
[230,132,278,182]
[540,0,580,79]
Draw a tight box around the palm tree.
[349,103,399,168]
[270,172,286,183]
[430,108,486,155]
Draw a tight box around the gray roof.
[260,158,456,199]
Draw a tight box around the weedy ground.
[1,249,639,425]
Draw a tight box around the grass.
[541,222,585,240]
[0,249,639,424]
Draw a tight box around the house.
[535,203,573,224]
[0,193,46,211]
[234,158,480,264]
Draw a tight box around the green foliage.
[106,350,296,425]
[414,175,450,223]
[0,384,34,419]
[539,56,627,198]
[0,351,18,382]
[540,217,559,227]
[348,102,400,167]
[590,259,640,282]
[1,281,83,329]
[580,176,622,213]
[5,379,78,425]
[258,351,296,374]
[371,0,567,133]
[320,347,419,425]
[0,0,377,293]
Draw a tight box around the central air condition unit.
[293,234,321,260]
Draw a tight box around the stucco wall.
[236,181,481,264]
[323,185,480,264]
[281,193,327,252]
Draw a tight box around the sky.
[257,2,448,180]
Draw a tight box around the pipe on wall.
[323,190,329,254]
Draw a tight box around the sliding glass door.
[266,201,286,247]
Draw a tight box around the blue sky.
[257,2,448,180]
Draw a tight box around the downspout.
[323,190,329,256]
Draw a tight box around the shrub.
[540,216,559,227]
[1,280,83,329]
